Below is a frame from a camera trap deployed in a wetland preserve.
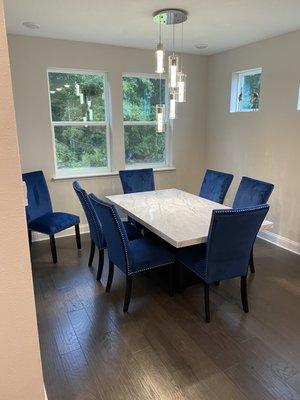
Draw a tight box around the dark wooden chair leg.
[214,281,220,286]
[123,275,133,312]
[96,249,104,281]
[249,247,255,273]
[106,261,114,292]
[204,283,211,323]
[75,224,81,249]
[88,241,95,267]
[50,234,57,264]
[241,275,249,313]
[28,229,32,249]
[168,264,175,297]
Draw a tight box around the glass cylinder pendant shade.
[177,72,187,103]
[155,43,164,74]
[169,55,179,88]
[156,104,165,132]
[169,91,177,119]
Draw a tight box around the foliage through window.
[123,75,168,166]
[230,68,262,112]
[48,70,109,176]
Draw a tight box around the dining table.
[107,188,273,248]
[107,188,273,289]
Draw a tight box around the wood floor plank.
[61,348,101,400]
[31,234,300,400]
[225,363,278,400]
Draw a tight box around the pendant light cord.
[159,19,162,44]
[172,24,175,55]
[159,21,162,105]
[181,22,184,72]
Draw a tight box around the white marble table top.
[107,189,273,248]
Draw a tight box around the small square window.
[230,68,262,112]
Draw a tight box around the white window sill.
[52,166,176,181]
[230,109,260,113]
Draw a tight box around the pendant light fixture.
[169,23,178,89]
[155,22,164,74]
[177,71,186,103]
[156,104,165,132]
[153,8,188,124]
[169,54,178,88]
[177,23,187,103]
[169,91,177,119]
[156,58,165,132]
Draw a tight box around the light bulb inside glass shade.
[156,104,165,132]
[155,43,164,74]
[169,55,178,88]
[177,72,187,103]
[169,92,177,119]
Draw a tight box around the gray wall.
[206,30,300,244]
[8,31,300,247]
[8,34,207,230]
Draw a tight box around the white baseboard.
[44,385,48,400]
[32,223,89,242]
[32,222,300,256]
[258,230,300,255]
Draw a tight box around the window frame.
[230,67,262,113]
[47,67,112,178]
[122,72,172,169]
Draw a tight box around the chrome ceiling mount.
[153,9,188,25]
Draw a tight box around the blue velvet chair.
[119,168,155,229]
[199,169,234,204]
[119,168,155,194]
[23,170,80,263]
[89,194,175,312]
[73,181,141,281]
[177,204,269,322]
[233,176,274,273]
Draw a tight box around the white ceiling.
[4,0,300,55]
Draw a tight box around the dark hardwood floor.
[31,234,300,400]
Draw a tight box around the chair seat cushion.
[129,237,175,274]
[177,244,207,281]
[123,221,142,241]
[28,212,80,235]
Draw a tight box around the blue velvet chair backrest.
[233,176,274,208]
[89,194,132,273]
[199,169,234,204]
[22,170,53,223]
[72,181,104,249]
[205,205,269,283]
[119,168,155,194]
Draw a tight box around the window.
[230,68,262,112]
[122,74,169,167]
[47,69,110,177]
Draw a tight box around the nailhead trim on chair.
[73,183,104,249]
[213,204,269,214]
[97,200,174,275]
[109,205,132,273]
[129,262,172,275]
[178,204,270,281]
[203,204,270,280]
